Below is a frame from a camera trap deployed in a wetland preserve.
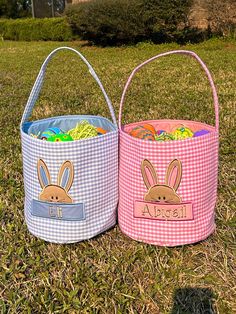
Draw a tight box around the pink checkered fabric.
[118,50,219,246]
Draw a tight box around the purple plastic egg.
[194,129,210,137]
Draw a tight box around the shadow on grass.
[171,288,216,314]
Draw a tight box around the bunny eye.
[158,196,161,200]
[56,196,58,200]
[51,196,54,200]
[163,196,166,200]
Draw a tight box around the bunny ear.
[57,161,74,192]
[141,159,159,189]
[37,159,51,188]
[165,159,182,191]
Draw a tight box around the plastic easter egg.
[141,123,156,135]
[40,127,63,140]
[97,127,107,135]
[129,126,155,141]
[129,126,144,137]
[172,126,194,140]
[47,134,73,142]
[194,129,210,137]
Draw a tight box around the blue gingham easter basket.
[20,47,118,243]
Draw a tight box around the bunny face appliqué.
[141,159,182,204]
[37,159,74,203]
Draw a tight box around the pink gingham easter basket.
[118,50,219,246]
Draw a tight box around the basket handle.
[21,47,117,126]
[119,50,219,132]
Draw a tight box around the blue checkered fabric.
[20,47,118,243]
[21,129,118,243]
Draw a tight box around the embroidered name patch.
[134,200,193,221]
[31,199,86,221]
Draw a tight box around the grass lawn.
[0,39,235,313]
